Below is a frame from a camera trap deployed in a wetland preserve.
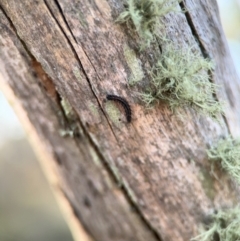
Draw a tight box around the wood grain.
[0,0,240,240]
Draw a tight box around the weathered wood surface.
[0,1,240,241]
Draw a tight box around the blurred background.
[0,1,240,241]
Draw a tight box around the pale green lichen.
[122,178,138,204]
[117,0,179,48]
[60,98,82,137]
[89,147,102,167]
[124,44,144,85]
[78,11,88,29]
[73,67,82,82]
[207,137,240,184]
[141,45,223,120]
[59,129,74,137]
[105,102,121,125]
[61,98,74,119]
[199,168,215,201]
[192,206,240,241]
[110,163,123,187]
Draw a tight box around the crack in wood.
[0,0,126,216]
[54,0,78,44]
[179,0,230,134]
[3,1,238,240]
[0,5,76,136]
[43,0,119,141]
[43,1,99,102]
[0,9,161,237]
[179,1,208,58]
[19,3,163,235]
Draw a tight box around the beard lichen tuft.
[192,206,240,241]
[116,0,179,48]
[141,45,223,120]
[207,137,240,184]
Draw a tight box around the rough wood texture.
[0,1,240,241]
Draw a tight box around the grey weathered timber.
[0,1,240,241]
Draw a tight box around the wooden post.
[0,1,239,241]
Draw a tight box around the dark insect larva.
[106,94,131,123]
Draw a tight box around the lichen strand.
[141,45,223,120]
[207,137,240,184]
[117,0,179,48]
[192,206,240,241]
[123,44,144,85]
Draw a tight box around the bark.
[0,1,240,241]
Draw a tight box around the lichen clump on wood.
[192,206,240,241]
[207,137,240,183]
[105,101,122,125]
[141,45,223,120]
[123,44,144,85]
[117,0,179,48]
